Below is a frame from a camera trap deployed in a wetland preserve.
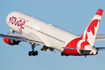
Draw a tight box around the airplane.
[0,9,105,57]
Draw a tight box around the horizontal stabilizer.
[63,47,91,55]
[95,47,105,51]
[95,34,105,41]
[63,47,84,50]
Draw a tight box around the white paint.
[6,11,78,52]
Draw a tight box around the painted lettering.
[9,16,26,33]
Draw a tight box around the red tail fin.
[80,9,103,46]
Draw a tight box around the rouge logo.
[9,16,25,33]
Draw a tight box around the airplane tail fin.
[80,9,103,46]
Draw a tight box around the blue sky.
[0,0,105,70]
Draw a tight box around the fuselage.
[6,12,78,53]
[1,9,104,56]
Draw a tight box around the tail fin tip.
[96,9,103,16]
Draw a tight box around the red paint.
[18,17,29,22]
[63,38,81,55]
[80,33,90,50]
[9,16,26,33]
[63,9,103,56]
[63,36,89,55]
[96,9,103,16]
[91,52,94,55]
[3,38,10,45]
[80,41,89,50]
[87,19,99,35]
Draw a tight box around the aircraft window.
[49,23,58,28]
[25,25,28,28]
[53,25,58,28]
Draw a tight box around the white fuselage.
[6,12,78,52]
